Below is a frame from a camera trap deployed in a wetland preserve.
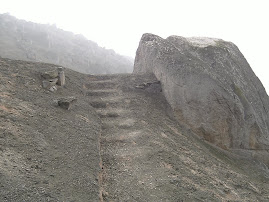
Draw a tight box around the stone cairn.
[41,67,76,110]
[41,67,65,92]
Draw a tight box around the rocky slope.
[0,13,133,74]
[134,33,269,166]
[0,57,103,201]
[1,57,269,201]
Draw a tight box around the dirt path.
[85,73,269,201]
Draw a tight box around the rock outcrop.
[134,34,269,158]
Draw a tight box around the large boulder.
[134,33,269,153]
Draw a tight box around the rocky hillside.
[0,57,102,201]
[0,13,133,74]
[1,57,269,201]
[134,33,269,166]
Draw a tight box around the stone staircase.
[85,74,180,201]
[82,74,267,202]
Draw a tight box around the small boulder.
[41,69,58,79]
[57,97,77,110]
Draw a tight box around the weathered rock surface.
[134,34,269,156]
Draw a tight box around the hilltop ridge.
[0,13,133,74]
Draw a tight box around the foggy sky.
[1,0,269,92]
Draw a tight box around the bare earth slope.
[0,58,101,201]
[1,57,269,201]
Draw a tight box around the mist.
[1,0,269,90]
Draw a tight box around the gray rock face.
[134,33,269,152]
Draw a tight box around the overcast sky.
[1,0,269,91]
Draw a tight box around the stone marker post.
[57,67,65,86]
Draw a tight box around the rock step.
[86,89,118,97]
[101,118,137,130]
[84,81,117,90]
[100,129,146,150]
[87,74,119,81]
[89,101,108,109]
[101,129,144,143]
[97,111,120,118]
[89,99,124,109]
[96,109,131,119]
[90,96,129,103]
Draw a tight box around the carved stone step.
[84,81,117,89]
[86,89,118,97]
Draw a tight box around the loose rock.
[57,97,77,110]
